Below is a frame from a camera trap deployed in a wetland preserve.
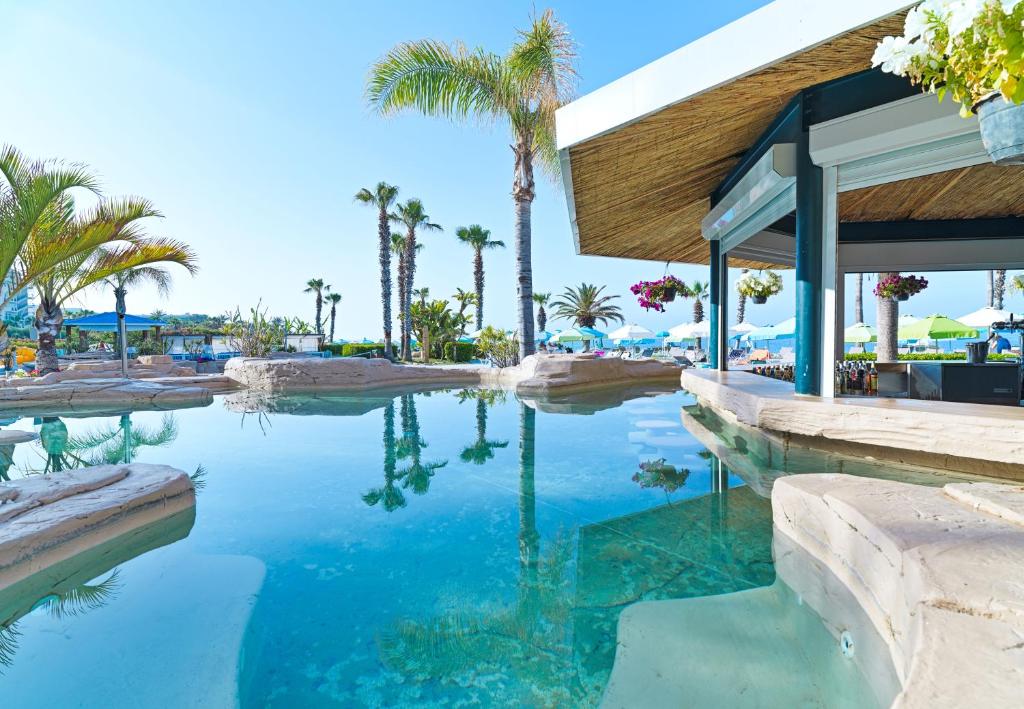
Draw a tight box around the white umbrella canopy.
[730,322,760,334]
[956,306,1023,328]
[607,324,656,342]
[551,328,599,343]
[668,321,710,340]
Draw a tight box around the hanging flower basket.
[872,2,1024,165]
[874,274,928,301]
[630,276,688,312]
[737,270,783,305]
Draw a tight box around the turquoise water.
[0,386,955,706]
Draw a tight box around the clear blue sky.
[1,0,1021,338]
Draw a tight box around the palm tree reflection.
[457,389,509,465]
[364,394,447,510]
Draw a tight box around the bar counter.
[875,360,1021,406]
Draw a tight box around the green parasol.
[897,314,978,341]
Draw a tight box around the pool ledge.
[680,369,1024,479]
[0,464,196,590]
[773,474,1024,708]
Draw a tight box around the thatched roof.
[556,2,915,267]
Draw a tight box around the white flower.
[904,6,930,39]
[872,36,926,74]
[948,0,985,35]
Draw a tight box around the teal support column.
[795,118,823,395]
[709,239,724,369]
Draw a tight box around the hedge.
[443,342,477,363]
[844,352,1017,362]
[338,343,397,357]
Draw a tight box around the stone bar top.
[681,368,1024,479]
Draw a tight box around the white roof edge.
[555,0,913,151]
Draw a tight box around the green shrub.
[844,352,1017,362]
[341,343,397,357]
[323,343,345,356]
[443,342,477,363]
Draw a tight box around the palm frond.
[367,40,507,120]
[42,569,121,620]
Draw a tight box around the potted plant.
[873,1,1024,164]
[629,276,688,312]
[874,273,929,301]
[736,270,783,304]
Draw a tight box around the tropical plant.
[873,1,1024,114]
[226,301,285,357]
[326,292,342,343]
[19,196,196,373]
[873,273,929,299]
[355,182,400,356]
[735,270,782,302]
[476,325,520,367]
[303,278,329,334]
[452,287,478,334]
[390,199,441,361]
[363,400,406,511]
[455,224,505,328]
[1011,273,1024,292]
[690,281,709,323]
[632,458,691,500]
[63,413,177,465]
[532,292,551,332]
[629,275,687,312]
[551,283,624,328]
[103,265,176,358]
[365,394,447,508]
[457,389,509,464]
[994,268,1007,308]
[367,9,578,360]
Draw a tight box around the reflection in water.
[457,389,509,465]
[363,394,448,510]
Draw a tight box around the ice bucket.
[965,341,990,364]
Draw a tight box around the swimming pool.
[0,386,965,707]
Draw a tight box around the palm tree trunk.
[35,299,64,375]
[513,140,536,361]
[994,269,1006,309]
[736,268,748,323]
[537,305,546,333]
[314,293,323,334]
[329,306,336,343]
[988,270,995,307]
[378,206,393,357]
[518,402,538,585]
[403,228,416,362]
[396,252,408,361]
[876,271,898,362]
[855,273,864,323]
[473,247,485,328]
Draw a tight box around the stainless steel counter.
[875,361,1021,406]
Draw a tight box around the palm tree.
[391,233,424,358]
[854,274,864,324]
[551,283,624,329]
[363,400,406,512]
[19,196,196,373]
[988,270,995,307]
[532,292,551,332]
[736,269,748,324]
[455,224,505,327]
[326,292,342,343]
[994,269,1006,309]
[390,199,441,361]
[304,278,329,334]
[877,271,899,362]
[104,266,177,359]
[690,280,710,351]
[367,10,578,361]
[0,145,100,351]
[355,182,400,356]
[457,389,509,464]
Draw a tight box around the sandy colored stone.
[943,481,1024,527]
[0,463,196,589]
[681,368,1024,476]
[490,353,682,394]
[772,474,1024,708]
[225,356,486,392]
[0,378,214,412]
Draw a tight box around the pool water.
[0,386,959,707]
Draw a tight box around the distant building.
[0,273,29,326]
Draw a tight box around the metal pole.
[119,314,128,378]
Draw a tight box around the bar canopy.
[64,312,166,332]
[556,1,917,265]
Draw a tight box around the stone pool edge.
[772,474,1024,709]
